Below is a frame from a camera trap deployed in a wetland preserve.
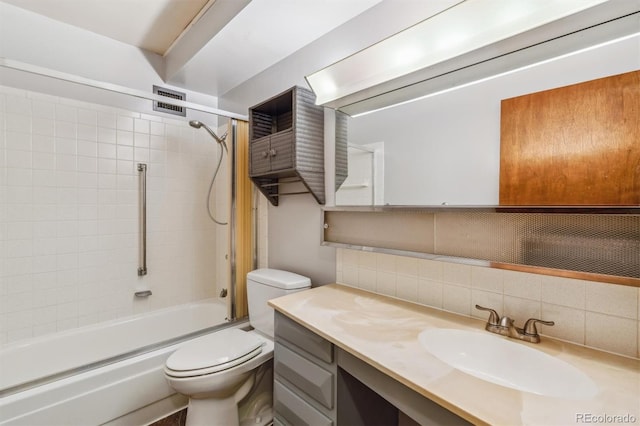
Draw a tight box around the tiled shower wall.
[0,86,227,345]
[337,248,640,358]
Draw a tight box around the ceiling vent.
[153,85,186,116]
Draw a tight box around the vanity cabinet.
[274,312,337,425]
[249,86,325,206]
[273,311,468,426]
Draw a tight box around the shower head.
[189,120,228,151]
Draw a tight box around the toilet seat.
[165,328,264,378]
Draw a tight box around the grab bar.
[137,163,148,276]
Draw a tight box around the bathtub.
[0,299,243,426]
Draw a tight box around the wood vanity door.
[499,70,640,205]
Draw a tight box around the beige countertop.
[268,284,640,426]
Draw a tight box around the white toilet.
[164,268,311,426]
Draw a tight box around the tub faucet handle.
[523,318,555,336]
[475,304,500,326]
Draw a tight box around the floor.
[150,409,187,426]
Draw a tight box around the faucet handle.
[523,318,555,335]
[475,305,500,325]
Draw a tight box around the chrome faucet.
[475,305,554,343]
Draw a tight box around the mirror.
[335,31,639,206]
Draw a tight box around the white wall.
[219,0,446,284]
[0,85,227,346]
[0,2,220,119]
[0,2,163,94]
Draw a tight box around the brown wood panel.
[500,70,640,205]
[234,120,253,318]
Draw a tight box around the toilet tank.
[247,269,311,337]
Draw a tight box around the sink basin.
[418,329,597,399]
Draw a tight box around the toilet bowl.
[164,269,311,426]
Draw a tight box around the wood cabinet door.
[250,137,271,176]
[500,70,640,205]
[269,129,295,172]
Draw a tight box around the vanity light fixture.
[305,0,638,116]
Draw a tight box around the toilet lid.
[165,328,263,376]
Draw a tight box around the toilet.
[164,268,311,426]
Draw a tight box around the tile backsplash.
[337,248,640,358]
[0,86,226,345]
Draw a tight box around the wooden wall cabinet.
[249,86,325,206]
[500,70,640,206]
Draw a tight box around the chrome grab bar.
[137,163,148,276]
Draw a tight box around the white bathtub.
[0,299,241,426]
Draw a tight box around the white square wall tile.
[503,296,541,326]
[541,303,585,344]
[55,121,77,139]
[376,271,397,297]
[5,95,31,115]
[376,253,396,273]
[32,118,55,136]
[357,251,376,269]
[6,149,31,168]
[503,270,541,300]
[117,130,133,146]
[5,131,31,151]
[585,312,637,358]
[342,249,358,267]
[396,274,418,303]
[396,256,418,277]
[443,284,471,316]
[541,276,585,309]
[56,105,77,122]
[442,262,471,287]
[78,124,97,142]
[134,133,150,148]
[150,121,165,136]
[418,259,442,281]
[32,100,55,119]
[585,282,637,319]
[5,113,31,133]
[77,109,98,126]
[471,290,503,320]
[98,112,117,129]
[418,279,443,309]
[358,267,377,292]
[341,265,358,286]
[134,119,150,134]
[117,116,134,132]
[471,266,503,293]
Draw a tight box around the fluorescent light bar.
[306,0,610,109]
[351,31,640,117]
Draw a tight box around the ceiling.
[1,0,384,96]
[2,0,210,55]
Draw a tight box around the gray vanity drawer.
[275,380,333,426]
[275,343,334,409]
[275,313,333,363]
